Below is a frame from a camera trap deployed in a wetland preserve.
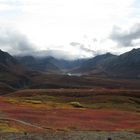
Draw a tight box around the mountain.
[103,48,140,78]
[0,48,140,94]
[0,49,25,74]
[42,58,86,72]
[1,47,139,80]
[0,50,30,93]
[72,48,140,78]
[16,56,86,73]
[71,53,117,74]
[16,56,61,73]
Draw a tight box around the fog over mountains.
[0,48,140,79]
[15,48,140,78]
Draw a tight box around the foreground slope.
[0,88,139,132]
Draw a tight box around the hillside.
[16,56,86,73]
[103,48,140,78]
[71,53,117,74]
[0,50,30,93]
[72,48,140,78]
[16,56,62,73]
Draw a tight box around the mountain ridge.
[1,48,140,79]
[0,50,30,93]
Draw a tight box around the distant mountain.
[0,50,30,92]
[72,48,140,78]
[16,56,86,73]
[44,57,86,72]
[103,48,140,78]
[71,53,117,73]
[16,56,61,73]
[15,48,140,78]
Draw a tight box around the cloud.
[110,23,140,47]
[0,0,20,5]
[0,28,35,55]
[70,42,81,46]
[36,49,83,60]
[0,0,21,13]
[70,42,95,54]
[2,0,134,50]
[0,0,138,59]
[79,44,95,54]
[0,28,90,60]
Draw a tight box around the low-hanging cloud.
[0,28,90,60]
[37,49,82,60]
[110,23,140,47]
[70,42,95,54]
[0,28,35,55]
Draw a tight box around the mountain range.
[0,48,140,93]
[72,48,140,78]
[15,48,140,78]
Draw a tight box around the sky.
[0,0,140,59]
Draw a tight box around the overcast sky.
[0,0,140,59]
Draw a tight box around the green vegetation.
[24,100,42,104]
[69,102,84,108]
[0,122,19,132]
[5,88,140,112]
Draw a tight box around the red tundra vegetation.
[0,93,139,133]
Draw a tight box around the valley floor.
[0,88,139,139]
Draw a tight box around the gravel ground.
[0,131,140,140]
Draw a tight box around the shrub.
[70,102,84,108]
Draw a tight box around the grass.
[0,87,139,132]
[0,121,19,132]
[3,88,140,112]
[24,100,42,104]
[0,90,140,132]
[69,102,84,108]
[0,71,140,133]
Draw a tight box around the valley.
[0,49,140,139]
